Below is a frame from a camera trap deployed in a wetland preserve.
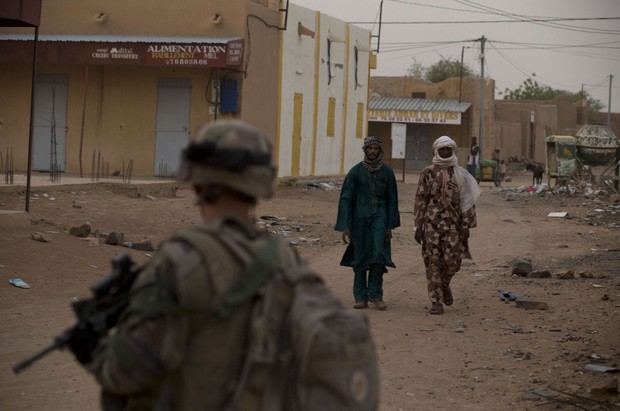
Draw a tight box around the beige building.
[370,76,605,168]
[370,76,494,168]
[0,0,371,179]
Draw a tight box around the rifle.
[12,253,141,374]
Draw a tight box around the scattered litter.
[9,278,30,289]
[515,300,549,310]
[89,265,98,269]
[498,290,518,301]
[592,284,604,288]
[260,215,285,222]
[584,364,619,373]
[547,211,568,218]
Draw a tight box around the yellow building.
[0,0,371,179]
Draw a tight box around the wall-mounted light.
[210,13,223,25]
[298,22,315,38]
[95,12,108,22]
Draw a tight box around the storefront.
[0,34,245,176]
[368,96,471,170]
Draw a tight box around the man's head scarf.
[431,135,481,212]
[432,136,458,167]
[362,136,384,172]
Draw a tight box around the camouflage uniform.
[88,217,303,410]
[414,165,476,304]
[83,120,294,410]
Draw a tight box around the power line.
[453,0,620,35]
[351,17,620,25]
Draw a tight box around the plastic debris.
[547,212,568,218]
[9,278,31,289]
[584,364,619,373]
[498,290,518,301]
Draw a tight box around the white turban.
[431,135,480,212]
[432,136,458,167]
[433,135,457,151]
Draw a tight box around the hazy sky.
[290,0,620,111]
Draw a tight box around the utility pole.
[478,36,486,160]
[458,46,465,103]
[579,83,584,125]
[608,74,613,126]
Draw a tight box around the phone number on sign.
[165,59,210,66]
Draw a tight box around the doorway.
[33,74,68,172]
[154,78,191,177]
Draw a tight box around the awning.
[0,34,245,67]
[369,96,471,125]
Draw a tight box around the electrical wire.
[454,0,620,35]
[351,17,620,25]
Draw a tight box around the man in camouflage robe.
[336,136,400,311]
[414,136,480,314]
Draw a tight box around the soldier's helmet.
[178,120,275,199]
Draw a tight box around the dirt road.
[1,170,619,410]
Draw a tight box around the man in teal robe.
[335,136,400,310]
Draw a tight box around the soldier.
[67,120,313,410]
[414,136,480,315]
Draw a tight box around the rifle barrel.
[12,329,72,374]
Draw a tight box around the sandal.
[429,302,444,315]
[443,286,454,306]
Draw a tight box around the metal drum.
[575,123,620,166]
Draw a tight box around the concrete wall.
[495,99,561,163]
[277,5,318,177]
[238,1,280,143]
[340,24,371,174]
[2,0,254,37]
[276,4,370,178]
[313,13,347,176]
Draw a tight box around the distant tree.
[406,57,476,83]
[425,58,476,83]
[500,75,603,121]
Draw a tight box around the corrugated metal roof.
[370,96,471,113]
[0,34,241,43]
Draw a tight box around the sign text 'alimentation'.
[0,38,244,68]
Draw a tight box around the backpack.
[174,222,379,411]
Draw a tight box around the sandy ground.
[0,167,619,410]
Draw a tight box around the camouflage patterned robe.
[414,164,477,272]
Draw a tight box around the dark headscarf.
[362,136,384,172]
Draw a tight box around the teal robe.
[335,162,400,272]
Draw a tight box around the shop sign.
[0,38,244,68]
[369,109,462,125]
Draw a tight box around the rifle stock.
[12,253,140,374]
